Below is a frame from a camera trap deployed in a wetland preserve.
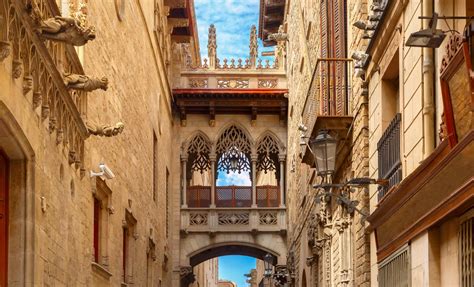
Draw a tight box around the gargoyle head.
[84,26,96,40]
[99,77,109,91]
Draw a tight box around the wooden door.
[0,152,8,287]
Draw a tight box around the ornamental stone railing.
[1,0,89,175]
[178,23,287,90]
[180,207,287,233]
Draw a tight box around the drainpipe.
[422,0,435,159]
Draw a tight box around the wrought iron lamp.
[263,253,273,278]
[309,130,337,180]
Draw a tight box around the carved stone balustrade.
[180,207,287,234]
[1,0,90,174]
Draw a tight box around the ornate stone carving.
[249,25,258,68]
[37,16,96,46]
[23,75,33,95]
[180,266,195,286]
[218,212,249,225]
[217,79,249,88]
[439,112,448,142]
[87,122,125,137]
[208,24,217,68]
[259,212,278,225]
[440,34,463,74]
[12,59,22,79]
[70,2,89,28]
[258,79,278,88]
[188,78,208,88]
[64,73,108,91]
[268,25,288,42]
[187,134,211,172]
[216,125,251,173]
[32,91,42,108]
[189,213,208,226]
[0,41,11,62]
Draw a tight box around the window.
[153,132,158,202]
[93,197,100,263]
[378,49,401,201]
[378,245,410,287]
[459,210,474,287]
[122,209,137,284]
[91,178,112,271]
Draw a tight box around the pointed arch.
[184,131,212,173]
[255,130,285,154]
[215,124,252,174]
[214,121,254,145]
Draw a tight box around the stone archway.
[189,243,279,267]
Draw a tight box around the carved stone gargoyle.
[63,73,108,92]
[87,122,124,137]
[37,16,96,46]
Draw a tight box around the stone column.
[209,153,216,208]
[279,154,286,207]
[251,153,258,208]
[181,155,188,208]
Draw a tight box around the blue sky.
[194,0,273,61]
[219,256,256,286]
[194,2,263,285]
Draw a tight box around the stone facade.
[284,0,371,286]
[364,1,474,287]
[0,0,195,286]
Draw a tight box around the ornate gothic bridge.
[173,24,289,286]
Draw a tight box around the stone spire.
[208,24,217,69]
[249,25,258,68]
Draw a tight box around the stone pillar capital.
[180,154,188,162]
[278,153,286,162]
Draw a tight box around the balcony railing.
[256,185,280,207]
[216,186,252,208]
[186,185,281,208]
[302,58,352,132]
[377,113,402,201]
[187,186,211,208]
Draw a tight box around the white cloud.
[216,170,251,186]
[194,0,274,60]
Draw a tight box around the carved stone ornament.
[273,265,289,286]
[439,113,448,142]
[440,34,463,74]
[180,266,195,286]
[12,59,22,79]
[87,122,125,137]
[63,73,108,92]
[37,16,96,46]
[0,41,11,62]
[23,75,33,95]
[268,25,288,42]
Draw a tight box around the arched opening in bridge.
[184,245,279,287]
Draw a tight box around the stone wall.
[0,0,178,286]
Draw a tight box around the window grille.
[459,213,474,287]
[378,245,410,287]
[377,113,402,201]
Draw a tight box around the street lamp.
[406,13,446,48]
[263,253,273,278]
[309,131,337,179]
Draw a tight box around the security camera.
[90,163,115,179]
[298,124,308,132]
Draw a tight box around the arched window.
[215,125,251,175]
[186,133,212,207]
[215,125,252,207]
[256,134,281,207]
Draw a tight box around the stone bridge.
[173,24,289,286]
